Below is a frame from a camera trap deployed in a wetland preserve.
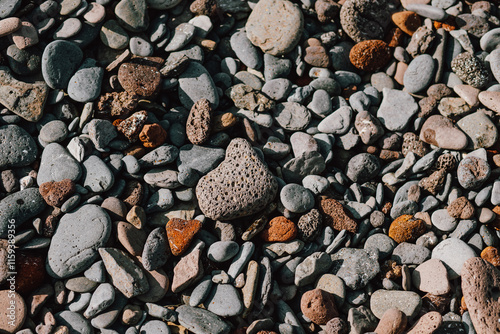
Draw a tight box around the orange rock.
[461,296,467,312]
[139,123,167,148]
[349,40,391,72]
[490,205,500,230]
[260,216,298,242]
[166,218,202,256]
[388,215,427,243]
[385,27,405,48]
[392,11,421,36]
[433,16,457,31]
[39,179,76,207]
[481,246,500,267]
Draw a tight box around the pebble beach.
[0,0,500,333]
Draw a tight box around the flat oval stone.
[82,2,105,23]
[419,115,468,150]
[431,238,477,279]
[206,284,244,317]
[0,0,21,19]
[0,188,46,238]
[370,289,422,320]
[178,61,219,110]
[39,120,68,143]
[165,23,195,52]
[46,204,111,278]
[140,320,170,333]
[404,54,435,94]
[67,58,104,103]
[480,27,500,51]
[53,18,82,40]
[42,40,83,90]
[114,0,149,32]
[245,0,303,56]
[0,290,26,333]
[230,29,262,70]
[0,17,21,37]
[0,124,37,169]
[82,155,115,193]
[100,20,129,49]
[37,143,82,186]
[177,305,230,334]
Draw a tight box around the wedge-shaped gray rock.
[0,66,48,122]
[82,155,115,193]
[47,205,111,278]
[178,61,219,110]
[99,247,149,298]
[177,305,230,334]
[196,138,278,220]
[377,88,418,131]
[331,248,380,290]
[37,143,82,186]
[0,188,46,238]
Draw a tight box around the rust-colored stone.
[166,218,202,256]
[39,179,76,207]
[392,11,421,36]
[139,123,167,148]
[118,62,162,98]
[388,215,427,243]
[300,288,339,325]
[481,246,500,267]
[318,198,358,233]
[260,216,298,242]
[121,180,144,207]
[447,196,475,219]
[349,40,391,72]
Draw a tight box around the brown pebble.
[139,123,167,148]
[406,311,442,334]
[391,11,421,36]
[447,196,475,219]
[186,99,212,145]
[315,0,340,23]
[39,179,76,207]
[481,246,500,267]
[166,218,202,256]
[374,308,407,334]
[260,216,298,242]
[300,288,339,325]
[349,40,391,72]
[304,45,330,68]
[118,62,162,98]
[318,198,358,233]
[117,110,148,142]
[418,169,446,195]
[211,112,238,133]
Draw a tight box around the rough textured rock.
[0,124,38,169]
[39,179,76,207]
[300,288,339,325]
[340,0,391,43]
[165,218,202,256]
[319,198,358,233]
[461,257,500,333]
[245,0,303,56]
[0,66,48,122]
[186,98,212,145]
[196,138,278,220]
[389,215,427,244]
[349,40,391,71]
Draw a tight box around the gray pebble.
[280,184,315,213]
[207,241,240,262]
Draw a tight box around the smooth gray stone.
[84,283,115,318]
[318,106,352,135]
[90,291,128,329]
[130,36,153,56]
[227,241,255,279]
[405,4,448,20]
[177,305,230,334]
[207,241,239,262]
[0,0,21,18]
[114,0,149,32]
[206,284,244,317]
[308,89,333,118]
[390,200,419,219]
[41,40,83,89]
[177,144,225,175]
[140,320,171,333]
[404,54,436,94]
[67,58,103,103]
[84,260,106,283]
[280,184,315,213]
[0,188,46,238]
[0,125,37,169]
[39,120,68,143]
[276,300,306,334]
[392,242,431,265]
[377,88,419,131]
[46,204,111,278]
[431,238,477,279]
[349,91,371,113]
[55,311,93,334]
[449,219,477,240]
[145,188,174,213]
[69,293,92,312]
[370,289,422,320]
[189,275,213,307]
[264,53,292,81]
[165,23,195,52]
[480,27,500,52]
[82,155,114,193]
[142,228,169,271]
[295,252,332,287]
[37,142,82,185]
[230,29,262,70]
[139,145,178,167]
[178,61,219,110]
[6,44,41,76]
[364,234,396,259]
[412,149,441,174]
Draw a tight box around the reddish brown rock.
[401,132,429,158]
[391,11,421,36]
[39,179,75,207]
[461,257,500,333]
[447,196,475,219]
[388,215,426,243]
[406,311,442,334]
[118,62,162,98]
[117,221,148,256]
[304,45,330,68]
[431,153,457,173]
[349,40,391,72]
[187,99,212,145]
[481,246,500,267]
[319,198,358,233]
[300,288,339,325]
[418,169,446,195]
[139,123,167,148]
[121,180,145,207]
[260,216,298,242]
[325,317,348,334]
[117,110,148,142]
[0,290,26,333]
[15,252,46,295]
[97,91,139,118]
[374,308,407,334]
[166,218,202,256]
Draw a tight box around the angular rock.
[0,124,37,169]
